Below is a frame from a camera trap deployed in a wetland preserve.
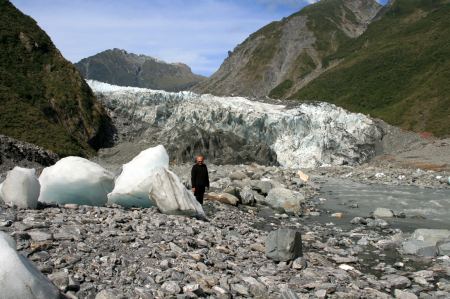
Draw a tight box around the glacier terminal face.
[88,80,382,168]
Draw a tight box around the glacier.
[88,80,382,168]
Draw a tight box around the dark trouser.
[194,186,206,204]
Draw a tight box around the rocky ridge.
[0,0,112,156]
[76,49,206,92]
[192,0,381,98]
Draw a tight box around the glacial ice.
[88,80,382,168]
[2,167,40,209]
[38,157,114,206]
[148,167,205,217]
[107,145,169,207]
[0,232,61,299]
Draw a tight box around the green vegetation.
[0,0,110,156]
[269,80,293,99]
[297,0,358,59]
[292,0,450,137]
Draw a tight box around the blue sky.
[11,0,387,76]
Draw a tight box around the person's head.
[195,155,205,165]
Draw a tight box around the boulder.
[239,186,256,205]
[206,192,239,206]
[264,187,304,213]
[249,180,272,195]
[437,239,450,256]
[2,167,40,209]
[394,289,418,299]
[0,232,61,299]
[229,171,248,181]
[265,229,302,262]
[412,229,450,245]
[108,145,169,207]
[148,167,205,217]
[402,229,450,256]
[373,207,394,218]
[39,157,114,206]
[402,240,437,257]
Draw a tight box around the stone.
[402,240,437,257]
[95,289,123,299]
[411,229,450,245]
[437,239,450,256]
[27,230,53,242]
[373,207,394,218]
[183,283,203,295]
[231,284,249,296]
[402,229,450,256]
[297,170,309,182]
[161,281,181,295]
[265,229,302,262]
[239,186,256,205]
[394,289,418,299]
[381,274,411,289]
[292,257,307,270]
[264,187,304,213]
[0,232,61,299]
[206,192,239,206]
[48,271,69,291]
[280,288,300,299]
[331,212,344,218]
[229,171,248,181]
[249,180,272,195]
[2,167,40,209]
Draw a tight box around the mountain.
[75,49,206,92]
[0,0,111,156]
[192,0,381,98]
[292,0,450,137]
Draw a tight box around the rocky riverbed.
[1,159,450,298]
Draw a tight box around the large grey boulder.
[437,239,450,256]
[239,186,257,205]
[2,167,40,209]
[249,180,272,195]
[264,187,304,213]
[402,240,437,257]
[265,229,302,262]
[402,229,450,256]
[0,232,62,299]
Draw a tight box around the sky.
[11,0,387,77]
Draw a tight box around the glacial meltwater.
[316,178,450,232]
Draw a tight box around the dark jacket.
[191,164,210,188]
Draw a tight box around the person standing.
[191,155,209,204]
